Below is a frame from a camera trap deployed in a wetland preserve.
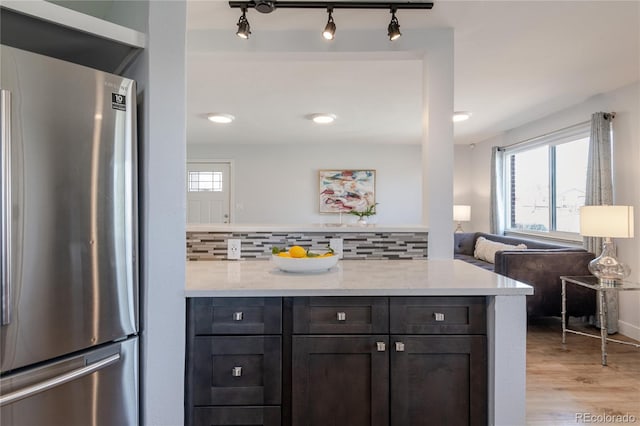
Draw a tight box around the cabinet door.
[390,335,487,426]
[292,335,389,426]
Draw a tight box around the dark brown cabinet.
[390,335,486,426]
[388,296,487,425]
[186,298,283,426]
[292,335,389,426]
[187,296,487,426]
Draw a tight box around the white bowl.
[271,254,339,273]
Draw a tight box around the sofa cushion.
[454,254,494,271]
[474,236,527,264]
[454,233,476,255]
[477,232,570,250]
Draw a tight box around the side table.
[560,275,640,366]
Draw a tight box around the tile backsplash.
[187,231,428,261]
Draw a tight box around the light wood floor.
[526,317,640,425]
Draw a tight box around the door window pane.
[188,171,223,192]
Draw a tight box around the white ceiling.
[186,1,639,146]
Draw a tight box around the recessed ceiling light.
[309,113,337,124]
[207,113,235,124]
[453,111,472,122]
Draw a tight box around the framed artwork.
[319,169,376,213]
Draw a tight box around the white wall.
[187,27,454,258]
[453,144,473,232]
[188,143,422,225]
[126,1,186,424]
[456,82,640,339]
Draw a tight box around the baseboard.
[617,320,640,341]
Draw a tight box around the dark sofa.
[454,232,596,318]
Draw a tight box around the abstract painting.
[319,169,376,213]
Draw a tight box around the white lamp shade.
[453,205,471,222]
[580,205,634,238]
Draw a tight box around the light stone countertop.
[186,223,428,233]
[185,259,534,297]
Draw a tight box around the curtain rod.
[497,120,588,151]
[497,112,615,152]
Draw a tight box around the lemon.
[278,252,291,257]
[289,245,307,258]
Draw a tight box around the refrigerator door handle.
[0,352,120,407]
[1,89,11,326]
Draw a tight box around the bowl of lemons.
[271,245,339,273]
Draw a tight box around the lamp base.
[588,237,630,285]
[454,223,464,233]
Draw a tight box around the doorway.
[186,161,231,223]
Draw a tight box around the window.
[505,123,590,237]
[188,171,223,192]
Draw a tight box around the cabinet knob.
[337,312,347,321]
[233,312,243,321]
[232,366,242,377]
[376,341,386,352]
[395,342,405,352]
[433,312,445,322]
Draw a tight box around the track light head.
[387,10,401,41]
[322,9,336,40]
[254,0,276,13]
[236,8,251,39]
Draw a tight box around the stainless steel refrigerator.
[0,45,139,425]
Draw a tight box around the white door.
[186,161,231,223]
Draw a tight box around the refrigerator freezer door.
[1,337,138,426]
[0,46,138,373]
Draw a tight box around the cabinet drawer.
[189,297,282,335]
[293,297,389,334]
[390,297,486,334]
[192,406,281,426]
[189,336,281,406]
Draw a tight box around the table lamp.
[580,205,634,285]
[453,205,471,233]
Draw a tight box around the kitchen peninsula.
[185,258,533,426]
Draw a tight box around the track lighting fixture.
[236,7,251,39]
[229,1,433,40]
[387,9,401,41]
[322,8,336,40]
